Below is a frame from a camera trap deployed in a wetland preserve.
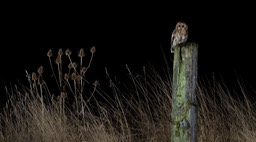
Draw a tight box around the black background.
[1,3,256,102]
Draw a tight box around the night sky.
[1,3,256,99]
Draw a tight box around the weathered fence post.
[171,43,198,142]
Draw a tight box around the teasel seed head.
[71,72,77,80]
[68,62,77,69]
[81,66,87,75]
[90,46,96,53]
[93,80,99,87]
[58,48,63,56]
[60,91,66,99]
[75,75,82,82]
[64,73,69,80]
[47,49,53,57]
[65,48,72,56]
[31,72,37,81]
[37,66,44,75]
[55,55,61,64]
[78,48,85,57]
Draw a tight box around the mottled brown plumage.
[170,22,188,53]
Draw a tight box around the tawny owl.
[170,22,188,53]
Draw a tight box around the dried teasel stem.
[56,50,63,88]
[37,75,44,85]
[47,49,60,90]
[85,46,95,72]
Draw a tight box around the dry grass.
[0,48,256,142]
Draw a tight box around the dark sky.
[1,3,256,96]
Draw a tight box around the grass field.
[1,48,256,142]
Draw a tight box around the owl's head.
[175,22,188,31]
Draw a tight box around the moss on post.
[171,43,198,142]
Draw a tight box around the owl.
[170,22,188,53]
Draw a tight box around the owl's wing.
[170,30,176,53]
[170,32,175,46]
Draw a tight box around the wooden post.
[171,43,198,142]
